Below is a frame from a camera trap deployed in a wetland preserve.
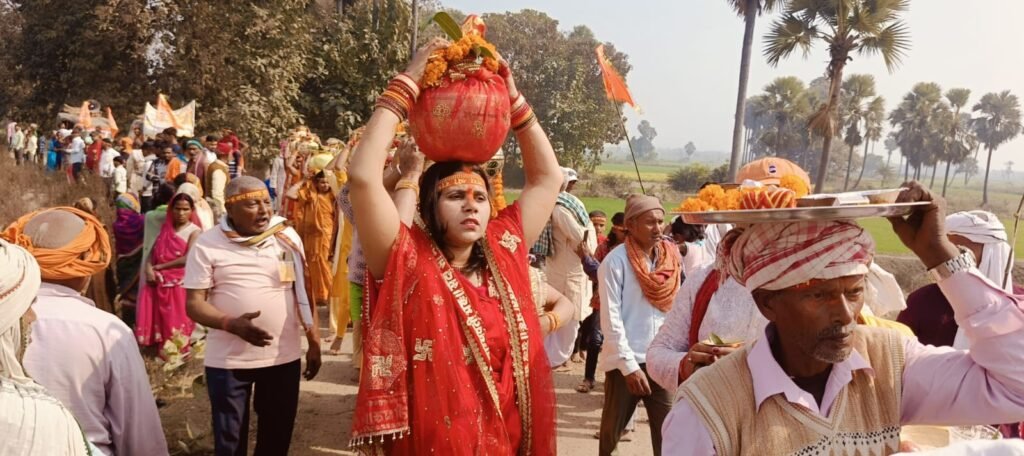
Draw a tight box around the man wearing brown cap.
[3,207,167,456]
[597,194,681,455]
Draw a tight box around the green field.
[508,191,1024,258]
[593,161,678,183]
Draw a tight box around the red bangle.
[510,93,526,111]
[514,114,538,132]
[220,316,232,331]
[394,73,421,99]
[375,75,419,120]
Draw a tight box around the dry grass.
[0,148,114,228]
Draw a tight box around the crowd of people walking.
[3,40,1024,456]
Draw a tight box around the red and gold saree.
[351,203,556,455]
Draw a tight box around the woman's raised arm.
[349,39,446,279]
[500,62,562,246]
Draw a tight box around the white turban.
[0,239,41,383]
[0,238,92,455]
[946,211,1012,291]
[864,263,907,318]
[946,211,1013,349]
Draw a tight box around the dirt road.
[159,328,657,455]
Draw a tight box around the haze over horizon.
[443,0,1024,167]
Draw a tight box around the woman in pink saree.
[135,192,202,353]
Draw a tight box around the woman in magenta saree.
[113,193,145,327]
[348,40,564,455]
[135,193,202,351]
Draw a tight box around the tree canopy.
[484,10,632,171]
[0,2,632,167]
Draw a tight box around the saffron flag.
[596,44,638,110]
[157,94,183,130]
[105,107,119,139]
[77,101,93,129]
[143,100,196,138]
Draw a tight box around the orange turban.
[2,207,111,280]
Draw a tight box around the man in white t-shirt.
[5,120,15,147]
[112,157,128,196]
[67,128,87,181]
[98,139,119,196]
[184,176,321,455]
[25,125,38,165]
[10,123,25,165]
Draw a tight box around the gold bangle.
[544,311,560,331]
[395,179,419,193]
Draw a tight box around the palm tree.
[743,95,771,162]
[889,82,944,184]
[883,133,898,184]
[726,0,784,182]
[764,0,910,192]
[927,107,955,188]
[840,74,876,190]
[941,88,971,196]
[853,95,885,189]
[751,76,810,157]
[973,90,1023,205]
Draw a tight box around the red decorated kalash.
[410,14,510,164]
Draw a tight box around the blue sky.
[442,0,1024,166]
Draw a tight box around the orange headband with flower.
[436,170,487,193]
[225,189,270,205]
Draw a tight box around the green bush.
[668,163,712,192]
[709,163,729,184]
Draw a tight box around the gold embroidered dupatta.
[350,203,556,455]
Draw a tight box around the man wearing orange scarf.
[3,207,167,455]
[597,194,680,456]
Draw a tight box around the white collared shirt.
[598,243,674,375]
[662,269,1024,455]
[23,283,168,456]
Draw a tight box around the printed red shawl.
[350,203,556,456]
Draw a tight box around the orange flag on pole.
[77,101,93,129]
[157,94,182,130]
[596,44,638,110]
[105,107,119,138]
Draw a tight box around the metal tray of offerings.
[672,202,931,224]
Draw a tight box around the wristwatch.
[928,247,976,282]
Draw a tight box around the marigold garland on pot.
[422,33,500,88]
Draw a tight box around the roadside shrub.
[668,163,711,192]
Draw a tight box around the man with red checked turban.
[715,219,874,292]
[661,182,1024,455]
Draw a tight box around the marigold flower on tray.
[678,185,749,212]
[779,174,810,198]
[678,198,713,212]
[698,184,725,203]
[717,189,742,210]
